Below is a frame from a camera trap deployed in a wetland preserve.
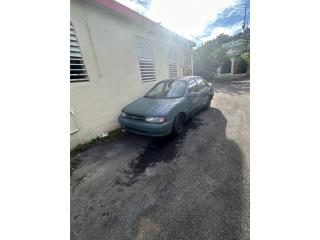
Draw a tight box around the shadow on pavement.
[70,107,249,240]
[135,108,248,240]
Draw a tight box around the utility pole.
[241,0,247,54]
[242,0,247,32]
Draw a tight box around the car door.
[187,79,198,115]
[187,79,200,115]
[195,78,210,107]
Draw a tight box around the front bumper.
[119,116,173,137]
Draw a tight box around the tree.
[210,47,227,64]
[240,52,250,73]
[193,28,250,79]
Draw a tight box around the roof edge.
[93,0,195,46]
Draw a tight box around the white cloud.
[115,0,241,42]
[206,21,243,40]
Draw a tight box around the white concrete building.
[70,0,195,149]
[216,39,247,77]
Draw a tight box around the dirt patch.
[71,128,123,158]
[136,218,160,240]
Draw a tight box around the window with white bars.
[168,47,177,78]
[135,36,156,81]
[70,22,88,82]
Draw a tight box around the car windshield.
[145,81,187,99]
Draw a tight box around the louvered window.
[168,47,177,78]
[135,36,156,81]
[70,22,88,82]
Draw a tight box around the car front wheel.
[172,114,184,136]
[205,96,212,109]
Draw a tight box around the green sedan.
[119,76,214,137]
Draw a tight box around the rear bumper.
[119,116,173,137]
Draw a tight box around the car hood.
[123,97,182,116]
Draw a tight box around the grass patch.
[70,128,123,158]
[70,157,82,176]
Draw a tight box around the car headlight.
[145,116,167,123]
[120,111,127,117]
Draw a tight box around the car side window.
[203,78,209,87]
[196,78,207,91]
[188,79,199,93]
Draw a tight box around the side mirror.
[188,92,197,97]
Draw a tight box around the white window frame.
[70,22,88,82]
[135,36,157,82]
[168,46,177,78]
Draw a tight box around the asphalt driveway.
[71,79,250,240]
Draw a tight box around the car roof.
[161,76,201,82]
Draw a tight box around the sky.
[115,0,250,45]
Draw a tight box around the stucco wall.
[70,0,193,148]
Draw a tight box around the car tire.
[172,114,184,136]
[205,97,212,109]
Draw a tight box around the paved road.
[71,79,250,240]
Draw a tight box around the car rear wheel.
[172,114,184,136]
